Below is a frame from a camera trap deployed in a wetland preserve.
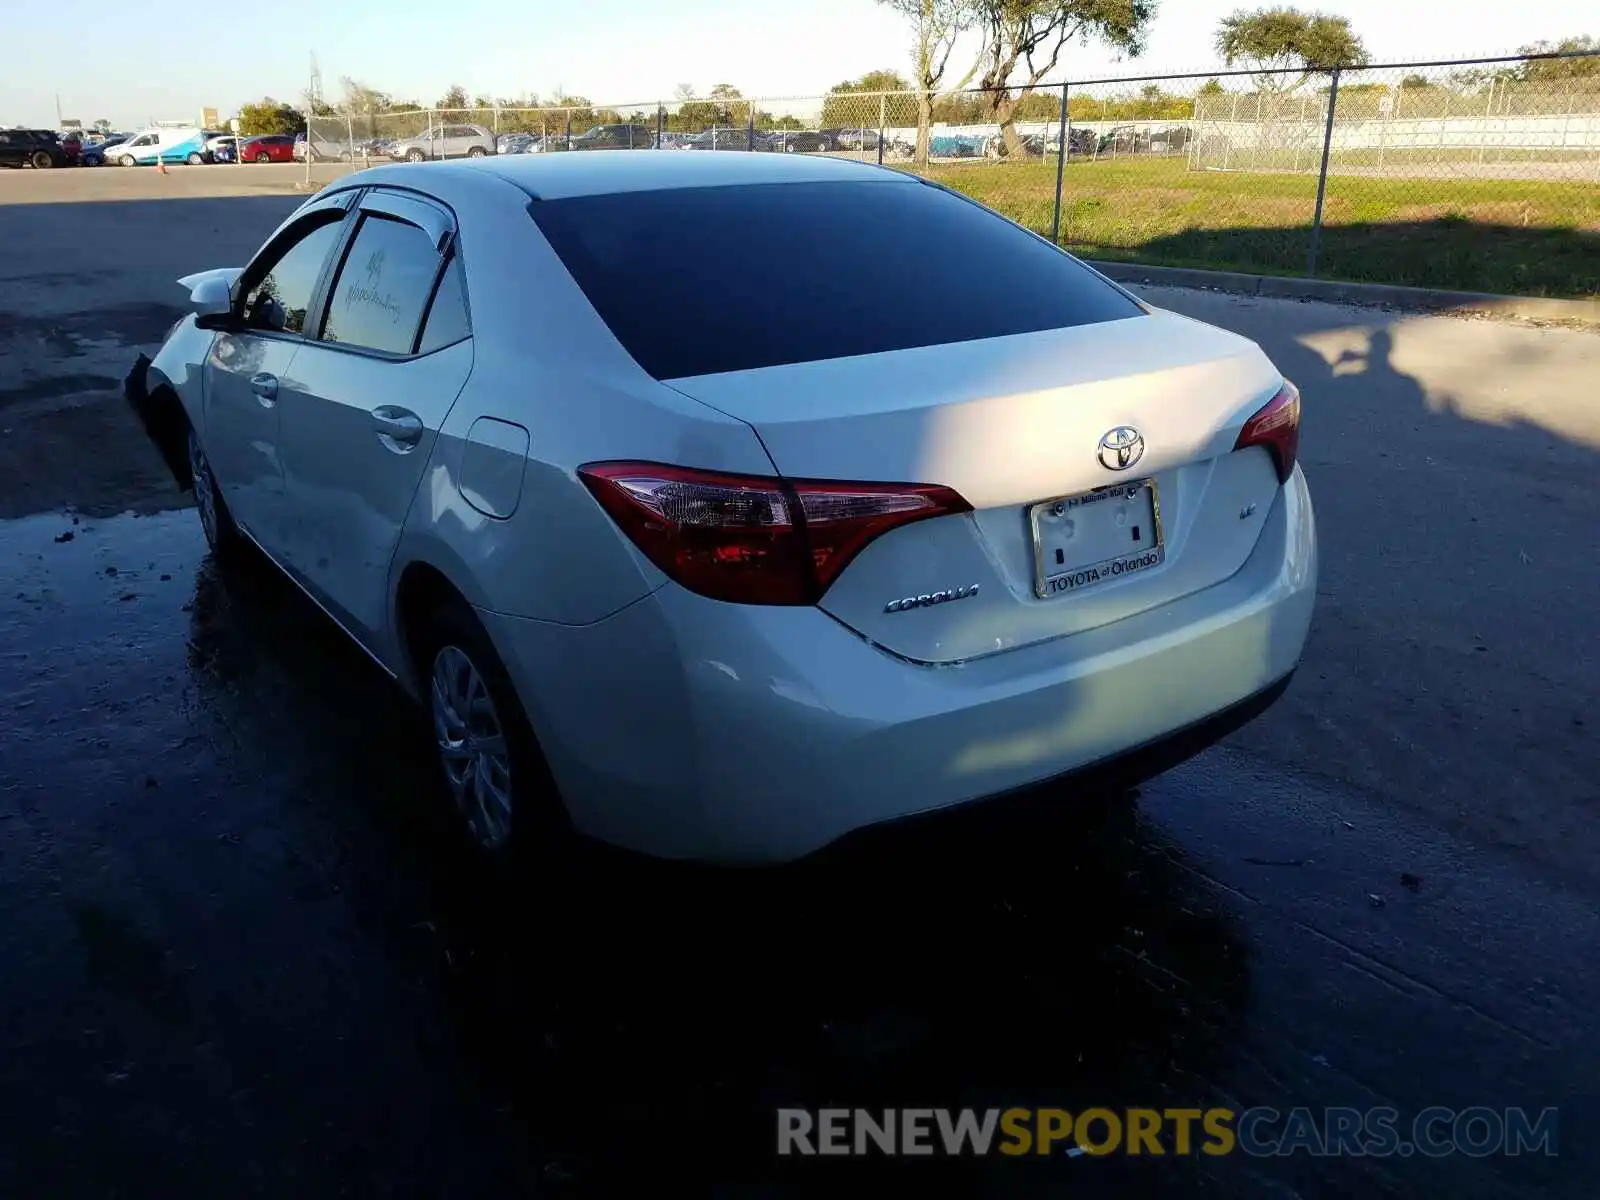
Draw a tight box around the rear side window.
[530,180,1143,379]
[418,256,470,353]
[319,213,444,354]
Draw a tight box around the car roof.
[408,149,917,200]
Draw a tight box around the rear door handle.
[372,405,424,451]
[250,372,278,404]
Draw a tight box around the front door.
[202,205,352,552]
[275,189,474,645]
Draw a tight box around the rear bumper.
[480,467,1316,865]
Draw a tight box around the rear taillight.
[1234,379,1301,484]
[578,462,971,605]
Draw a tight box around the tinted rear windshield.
[530,179,1143,379]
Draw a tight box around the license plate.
[1029,480,1164,599]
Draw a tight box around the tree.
[973,0,1155,157]
[339,77,393,114]
[1515,36,1600,82]
[819,70,913,128]
[437,84,470,111]
[235,99,305,137]
[877,0,980,164]
[1214,7,1369,92]
[677,83,748,130]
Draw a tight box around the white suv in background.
[387,124,496,161]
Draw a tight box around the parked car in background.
[1149,125,1194,153]
[1065,127,1098,155]
[0,129,77,168]
[79,136,124,166]
[296,132,363,162]
[388,124,495,161]
[830,127,882,150]
[682,127,757,150]
[765,129,836,153]
[239,134,297,163]
[1098,125,1155,155]
[930,133,985,158]
[108,126,209,166]
[80,133,133,164]
[567,124,655,151]
[652,131,691,150]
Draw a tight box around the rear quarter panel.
[386,170,779,632]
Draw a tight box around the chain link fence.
[298,51,1597,297]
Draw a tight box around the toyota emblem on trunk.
[1097,426,1145,471]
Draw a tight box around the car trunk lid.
[666,309,1289,664]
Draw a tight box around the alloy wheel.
[430,645,514,850]
[187,429,220,548]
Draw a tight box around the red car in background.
[238,134,296,163]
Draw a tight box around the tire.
[186,423,240,555]
[466,146,487,158]
[414,598,568,865]
[186,152,204,166]
[31,151,53,169]
[118,153,136,167]
[253,152,272,164]
[339,150,352,162]
[405,148,426,163]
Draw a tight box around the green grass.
[916,157,1600,298]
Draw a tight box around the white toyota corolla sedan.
[128,150,1316,864]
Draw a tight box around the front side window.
[319,213,444,354]
[240,214,346,335]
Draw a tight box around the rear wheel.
[416,598,568,865]
[31,151,53,169]
[253,151,272,163]
[406,148,426,163]
[186,152,204,165]
[118,153,136,167]
[186,424,240,554]
[466,146,487,158]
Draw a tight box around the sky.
[4,0,1591,129]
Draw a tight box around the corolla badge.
[1097,426,1145,471]
[884,584,980,614]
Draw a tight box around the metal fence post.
[657,102,664,148]
[877,94,886,165]
[565,111,572,151]
[346,112,353,166]
[747,102,755,151]
[1307,67,1341,277]
[1051,80,1069,244]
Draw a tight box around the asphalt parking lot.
[2,166,1598,1198]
